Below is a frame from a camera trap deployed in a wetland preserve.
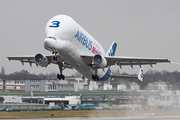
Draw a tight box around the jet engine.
[34,53,48,67]
[93,54,107,68]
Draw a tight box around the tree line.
[111,69,180,90]
[1,66,180,90]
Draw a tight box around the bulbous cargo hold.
[34,53,48,67]
[45,15,78,41]
[45,15,106,56]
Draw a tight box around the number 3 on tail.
[49,21,60,28]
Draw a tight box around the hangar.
[44,96,81,105]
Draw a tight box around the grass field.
[0,110,180,119]
[0,91,124,96]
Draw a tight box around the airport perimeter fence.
[1,106,177,112]
[0,107,101,112]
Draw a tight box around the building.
[2,89,180,109]
[22,96,44,104]
[130,82,140,91]
[117,84,127,91]
[22,96,81,106]
[102,81,112,90]
[146,80,173,91]
[0,96,22,103]
[25,78,86,92]
[44,96,81,105]
[0,79,25,92]
[25,79,46,92]
[25,78,114,92]
[148,90,180,108]
[1,77,140,92]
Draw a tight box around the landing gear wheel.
[62,74,65,80]
[57,74,61,80]
[92,75,95,80]
[92,74,99,81]
[95,75,99,81]
[57,74,65,80]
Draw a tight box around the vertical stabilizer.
[107,42,117,56]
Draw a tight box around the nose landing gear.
[52,50,58,55]
[52,50,65,80]
[53,50,59,61]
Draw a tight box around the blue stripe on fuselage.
[99,42,117,81]
[99,67,111,81]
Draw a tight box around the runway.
[3,116,180,120]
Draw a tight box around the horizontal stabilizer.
[110,74,138,79]
[110,67,143,81]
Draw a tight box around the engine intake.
[93,54,107,68]
[34,53,48,67]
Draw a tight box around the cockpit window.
[47,36,57,40]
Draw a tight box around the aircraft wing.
[7,54,73,69]
[81,55,170,68]
[105,56,170,68]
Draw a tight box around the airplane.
[7,15,170,82]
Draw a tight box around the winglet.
[107,42,117,56]
[138,67,143,81]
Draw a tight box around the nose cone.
[44,38,58,51]
[44,37,67,52]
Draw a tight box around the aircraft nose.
[44,37,67,52]
[44,37,57,51]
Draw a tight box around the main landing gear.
[92,67,100,81]
[92,74,99,81]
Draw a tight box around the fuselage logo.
[74,30,93,51]
[49,21,60,28]
[75,30,101,55]
[92,39,101,55]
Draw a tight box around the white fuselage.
[44,15,111,81]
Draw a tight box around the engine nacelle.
[34,53,48,67]
[93,54,107,68]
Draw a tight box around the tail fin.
[107,42,117,56]
[138,67,143,81]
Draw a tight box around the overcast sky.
[0,0,180,75]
